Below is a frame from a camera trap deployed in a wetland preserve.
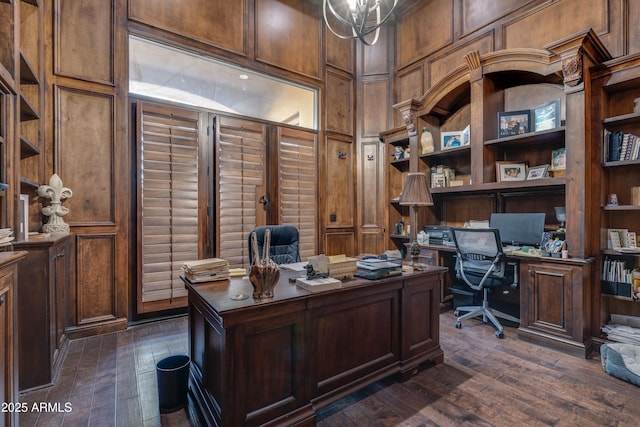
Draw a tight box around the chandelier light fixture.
[322,0,399,45]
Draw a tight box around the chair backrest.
[248,225,301,265]
[450,227,509,289]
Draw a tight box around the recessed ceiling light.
[239,74,249,80]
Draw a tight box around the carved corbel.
[401,109,417,134]
[464,50,483,82]
[393,99,421,136]
[561,53,583,87]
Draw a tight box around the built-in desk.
[416,243,596,357]
[183,266,446,427]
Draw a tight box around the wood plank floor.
[19,312,640,426]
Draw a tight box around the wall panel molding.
[503,0,608,51]
[55,85,115,226]
[54,0,115,85]
[396,0,454,69]
[325,69,354,135]
[128,0,247,56]
[75,233,117,325]
[361,78,390,137]
[326,137,355,229]
[255,0,320,79]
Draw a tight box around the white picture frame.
[19,194,29,240]
[441,131,464,150]
[526,164,549,180]
[496,161,527,182]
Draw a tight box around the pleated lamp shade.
[399,172,433,206]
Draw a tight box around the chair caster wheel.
[495,330,504,339]
[455,321,462,329]
[454,310,460,317]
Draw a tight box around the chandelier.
[322,0,399,46]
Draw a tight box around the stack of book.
[182,258,230,283]
[0,228,14,246]
[607,130,640,162]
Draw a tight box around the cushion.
[600,343,640,387]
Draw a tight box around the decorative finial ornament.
[38,174,73,234]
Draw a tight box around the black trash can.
[156,355,190,413]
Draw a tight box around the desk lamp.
[399,172,433,269]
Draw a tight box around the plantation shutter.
[278,128,317,260]
[138,103,200,312]
[217,117,267,268]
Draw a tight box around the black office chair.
[248,225,301,265]
[450,227,519,338]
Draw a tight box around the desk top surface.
[421,243,595,264]
[182,265,447,315]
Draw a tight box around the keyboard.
[502,245,521,253]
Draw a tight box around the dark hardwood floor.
[19,312,640,426]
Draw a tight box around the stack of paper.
[182,258,230,283]
[296,277,342,292]
[0,228,14,246]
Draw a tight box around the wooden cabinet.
[591,54,640,334]
[13,234,70,391]
[0,252,27,427]
[185,268,445,426]
[519,259,594,357]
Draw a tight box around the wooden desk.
[183,266,446,426]
[416,243,596,357]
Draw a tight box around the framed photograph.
[526,164,549,180]
[441,131,464,150]
[496,161,527,182]
[533,99,560,132]
[551,148,566,170]
[19,194,29,240]
[498,110,531,138]
[431,172,447,188]
[462,125,470,146]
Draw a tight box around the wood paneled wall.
[40,0,640,327]
[45,0,359,324]
[46,0,128,336]
[394,0,636,116]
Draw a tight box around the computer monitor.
[489,213,546,247]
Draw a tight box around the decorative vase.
[420,127,434,154]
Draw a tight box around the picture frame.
[533,99,560,132]
[496,161,527,182]
[526,164,549,180]
[498,110,531,138]
[441,131,464,150]
[462,125,470,146]
[19,194,29,240]
[551,147,566,170]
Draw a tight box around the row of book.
[602,257,639,285]
[607,130,640,162]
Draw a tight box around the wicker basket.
[328,255,357,279]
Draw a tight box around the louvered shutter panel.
[217,118,267,268]
[139,104,199,310]
[278,128,317,260]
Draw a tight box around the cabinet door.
[401,274,442,372]
[0,271,16,427]
[522,262,580,340]
[52,243,68,365]
[0,283,10,426]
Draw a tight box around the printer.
[423,225,453,246]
